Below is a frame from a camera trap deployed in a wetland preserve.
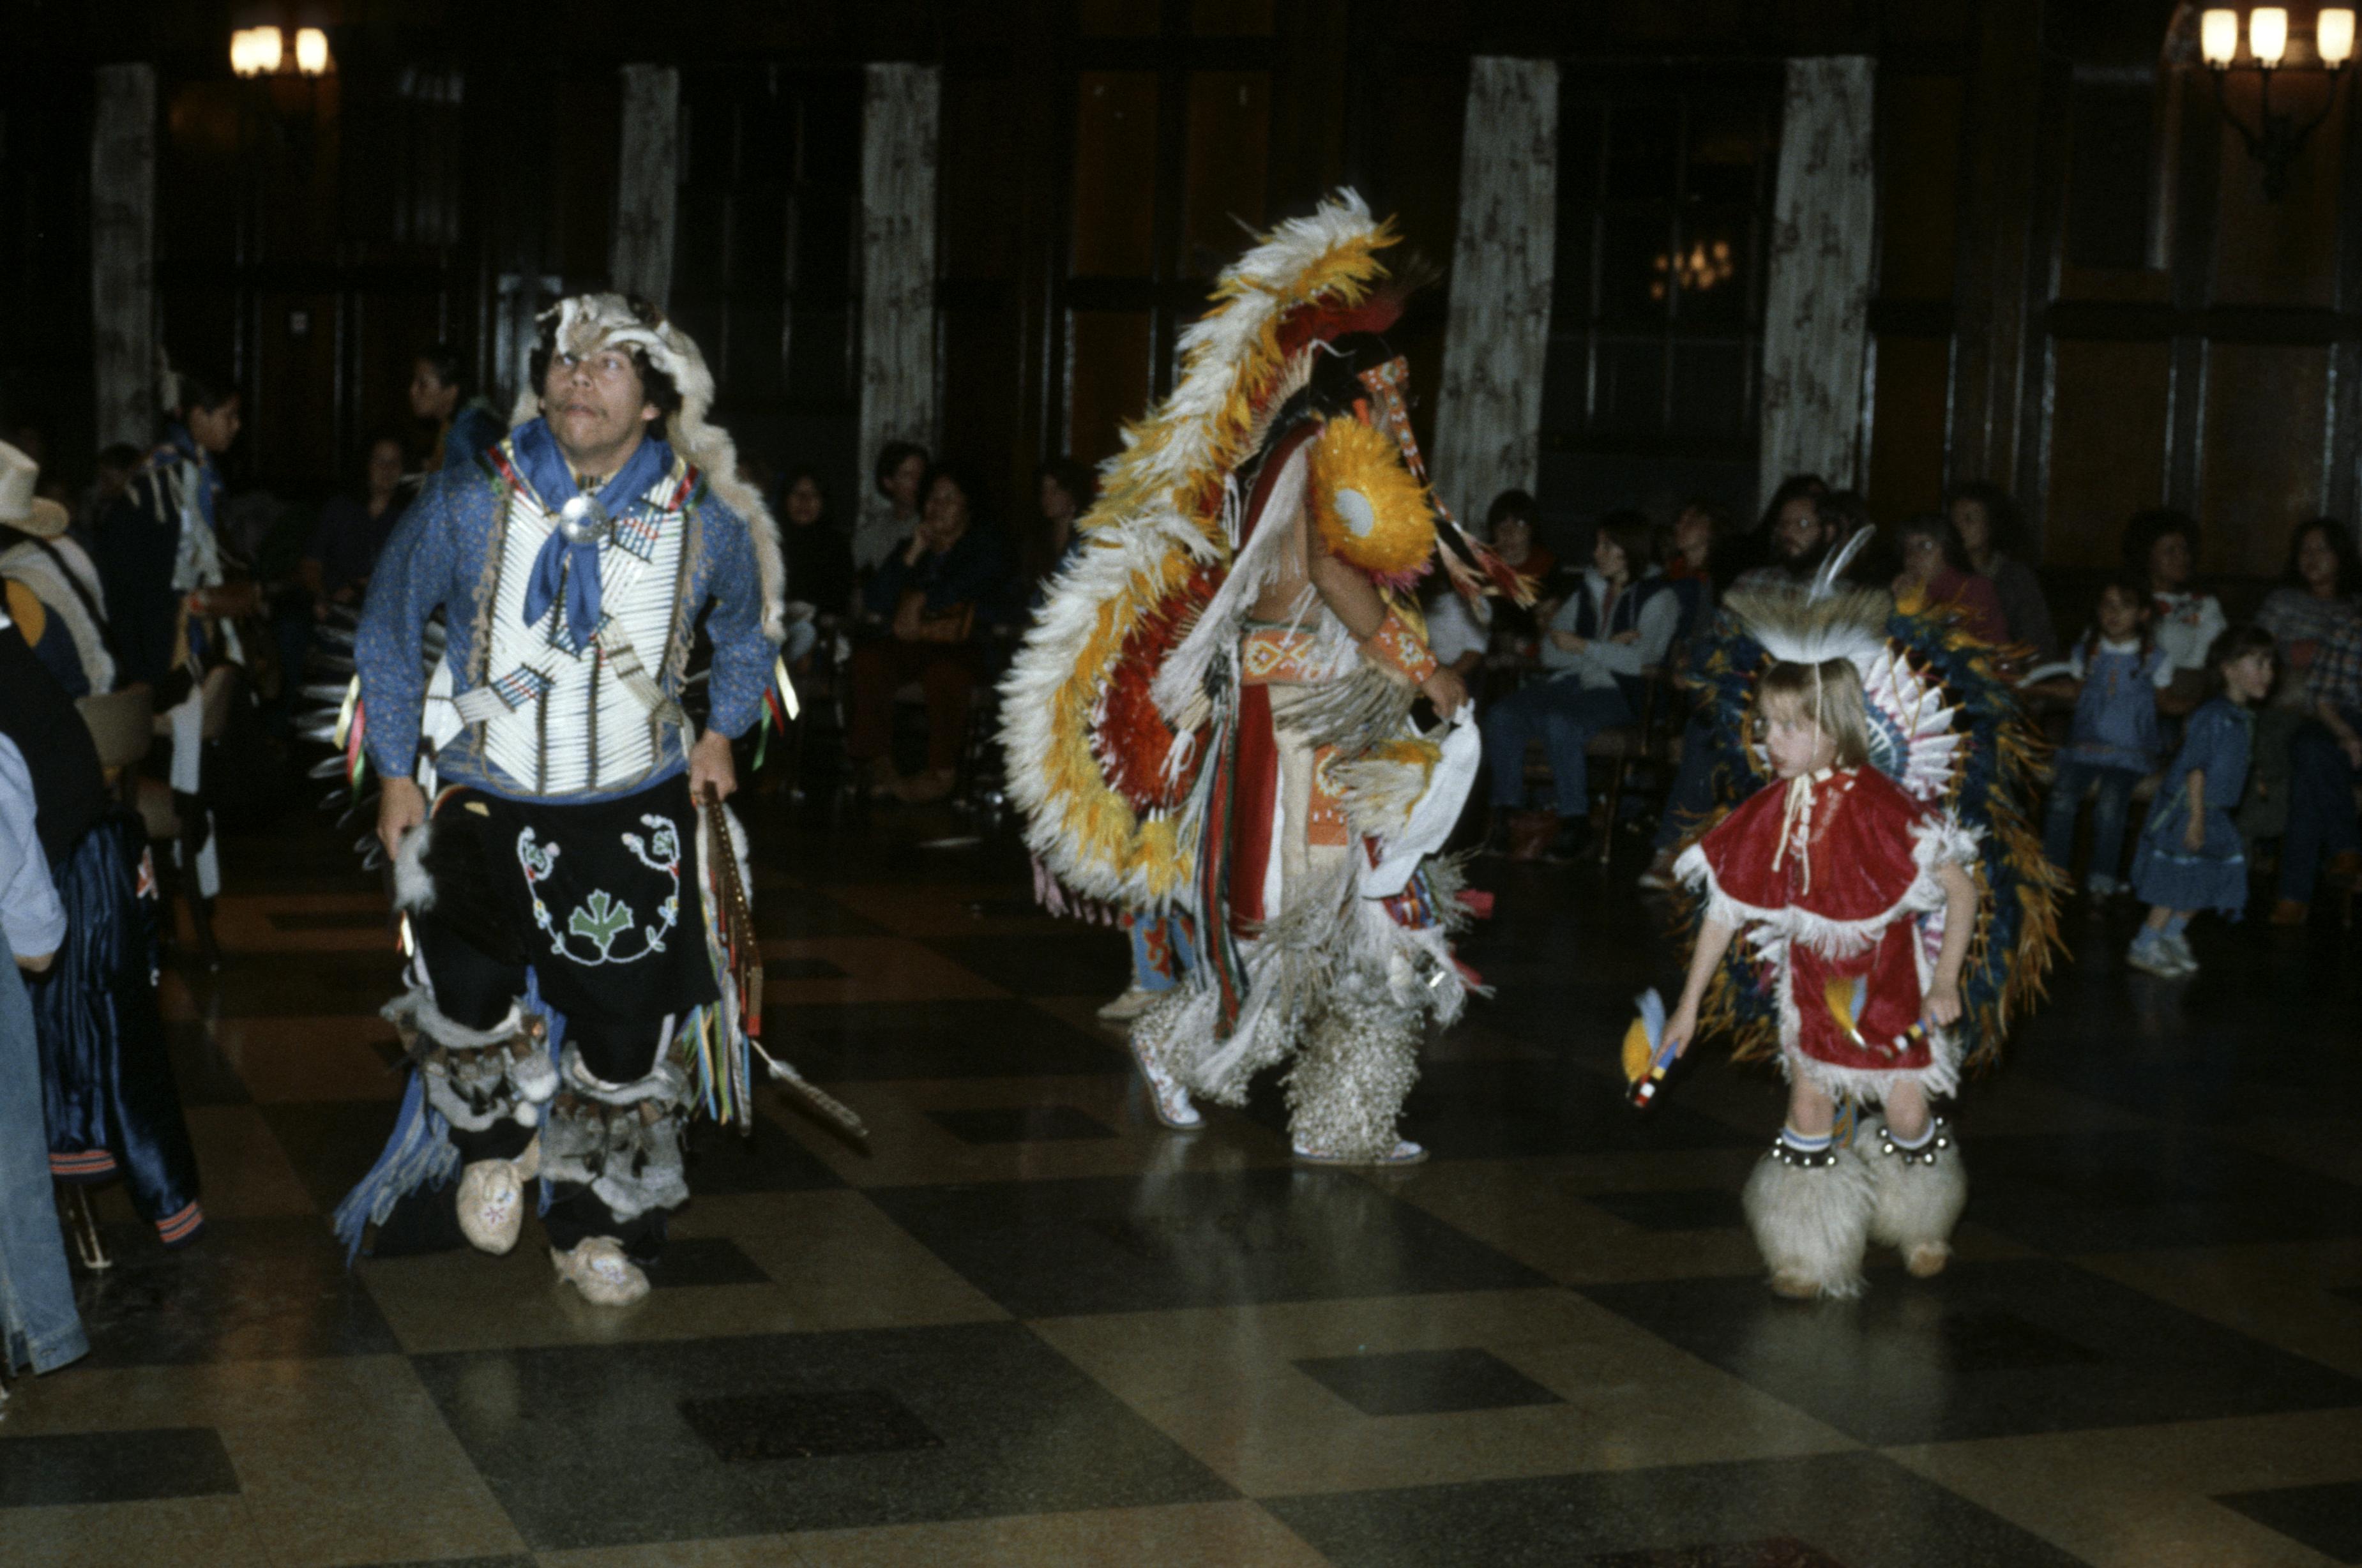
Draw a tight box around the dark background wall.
[3,0,2355,591]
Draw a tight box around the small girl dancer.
[2041,577,2171,896]
[2125,625,2277,977]
[1666,657,1983,1299]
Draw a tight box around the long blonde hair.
[1758,657,1871,768]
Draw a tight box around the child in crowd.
[2125,625,2278,977]
[1667,656,1982,1299]
[2041,577,2172,896]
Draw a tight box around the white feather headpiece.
[1723,529,1965,802]
[508,292,786,642]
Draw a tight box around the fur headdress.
[509,293,787,642]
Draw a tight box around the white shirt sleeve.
[0,735,65,960]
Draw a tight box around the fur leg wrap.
[1864,1117,1966,1276]
[1743,1138,1875,1300]
[384,988,552,1133]
[1281,992,1420,1163]
[540,1052,690,1223]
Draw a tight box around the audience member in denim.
[2271,617,2362,922]
[2042,579,2170,894]
[0,727,86,1380]
[1485,514,1679,862]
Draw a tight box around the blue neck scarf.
[511,418,673,654]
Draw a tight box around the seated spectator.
[1658,496,1727,640]
[0,440,112,697]
[2243,519,2361,846]
[2255,517,2361,684]
[1948,481,2058,661]
[2041,577,2170,895]
[1892,509,2008,645]
[847,463,1014,804]
[410,344,503,472]
[1482,512,1679,863]
[302,435,407,619]
[1030,457,1097,596]
[2269,613,2362,924]
[777,465,854,668]
[1727,473,1828,589]
[2123,508,2225,709]
[854,440,928,577]
[1481,489,1560,669]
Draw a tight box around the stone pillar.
[612,64,681,307]
[1759,56,1879,499]
[91,63,157,453]
[856,62,941,547]
[1432,56,1559,531]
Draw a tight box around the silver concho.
[556,494,613,545]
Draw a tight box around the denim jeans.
[1483,679,1634,819]
[1654,709,1717,852]
[2043,758,2144,884]
[2279,718,2361,901]
[0,931,89,1376]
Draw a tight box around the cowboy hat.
[0,441,70,539]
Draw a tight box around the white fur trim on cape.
[391,824,437,914]
[1673,812,1981,958]
[510,292,787,642]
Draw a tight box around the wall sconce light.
[229,24,334,79]
[229,26,283,78]
[2197,6,2353,199]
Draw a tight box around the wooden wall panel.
[1865,334,1950,522]
[1071,73,1160,276]
[2208,75,2342,307]
[1068,308,1153,465]
[1877,75,1960,302]
[1193,0,1276,32]
[252,292,340,489]
[2199,342,2328,577]
[2044,338,2170,568]
[1183,72,1271,275]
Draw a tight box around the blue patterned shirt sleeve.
[356,470,462,780]
[698,490,779,740]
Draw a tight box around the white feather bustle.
[1863,1117,1967,1261]
[1742,1142,1875,1299]
[509,293,788,643]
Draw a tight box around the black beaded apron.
[437,773,718,1025]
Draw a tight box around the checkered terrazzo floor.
[6,790,2361,1567]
